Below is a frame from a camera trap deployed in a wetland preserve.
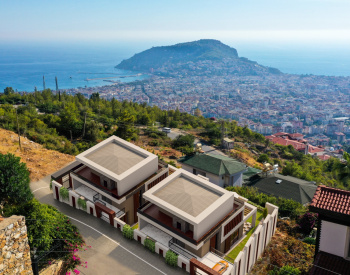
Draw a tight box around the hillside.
[0,128,74,181]
[116,39,281,76]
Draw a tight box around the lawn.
[225,210,263,261]
[132,223,139,229]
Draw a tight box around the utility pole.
[15,109,22,151]
[82,112,87,138]
[43,75,46,90]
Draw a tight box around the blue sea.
[0,42,350,92]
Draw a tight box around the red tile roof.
[309,251,350,275]
[273,132,288,136]
[288,133,304,138]
[318,155,331,161]
[310,185,350,215]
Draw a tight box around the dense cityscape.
[62,58,350,151]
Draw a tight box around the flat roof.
[85,141,146,175]
[153,175,221,217]
[75,136,157,182]
[144,169,234,224]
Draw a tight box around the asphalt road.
[31,176,186,275]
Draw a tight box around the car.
[212,260,229,274]
[162,127,171,133]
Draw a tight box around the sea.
[0,42,350,93]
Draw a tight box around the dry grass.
[0,128,75,182]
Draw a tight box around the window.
[177,222,181,230]
[103,180,108,187]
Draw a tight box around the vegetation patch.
[122,224,134,240]
[59,187,69,201]
[165,250,178,267]
[144,238,155,253]
[78,198,87,210]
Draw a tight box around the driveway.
[31,176,185,275]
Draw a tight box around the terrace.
[74,166,119,197]
[143,203,195,241]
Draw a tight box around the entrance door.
[90,207,94,215]
[55,186,59,200]
[72,196,76,208]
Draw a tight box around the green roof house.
[178,153,247,187]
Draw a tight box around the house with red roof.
[309,185,350,274]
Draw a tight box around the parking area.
[198,252,233,275]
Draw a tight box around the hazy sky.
[1,0,350,47]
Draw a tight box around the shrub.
[4,198,85,271]
[78,198,87,210]
[49,179,53,190]
[257,154,271,164]
[122,225,134,240]
[59,187,69,201]
[0,153,33,204]
[263,207,268,218]
[144,238,155,253]
[303,237,316,245]
[165,250,178,267]
[297,212,318,235]
[148,139,159,146]
[269,265,301,275]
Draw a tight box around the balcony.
[72,166,119,199]
[138,203,196,245]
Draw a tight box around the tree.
[4,87,15,95]
[0,153,33,204]
[337,152,350,183]
[194,108,202,117]
[90,92,100,101]
[257,154,271,164]
[172,134,195,149]
[114,110,136,140]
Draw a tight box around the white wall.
[181,163,224,187]
[194,195,234,240]
[118,156,158,195]
[320,220,348,258]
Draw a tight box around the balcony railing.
[71,171,119,200]
[138,202,197,245]
[169,238,197,259]
[93,193,106,206]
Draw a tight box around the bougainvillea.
[297,212,318,235]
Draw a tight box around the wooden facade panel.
[224,212,242,236]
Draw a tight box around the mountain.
[116,39,281,76]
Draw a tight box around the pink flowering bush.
[296,212,318,235]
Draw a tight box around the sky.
[1,0,350,49]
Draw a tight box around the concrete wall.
[319,220,348,258]
[182,163,243,188]
[195,195,234,240]
[0,216,33,275]
[181,164,224,187]
[118,156,158,195]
